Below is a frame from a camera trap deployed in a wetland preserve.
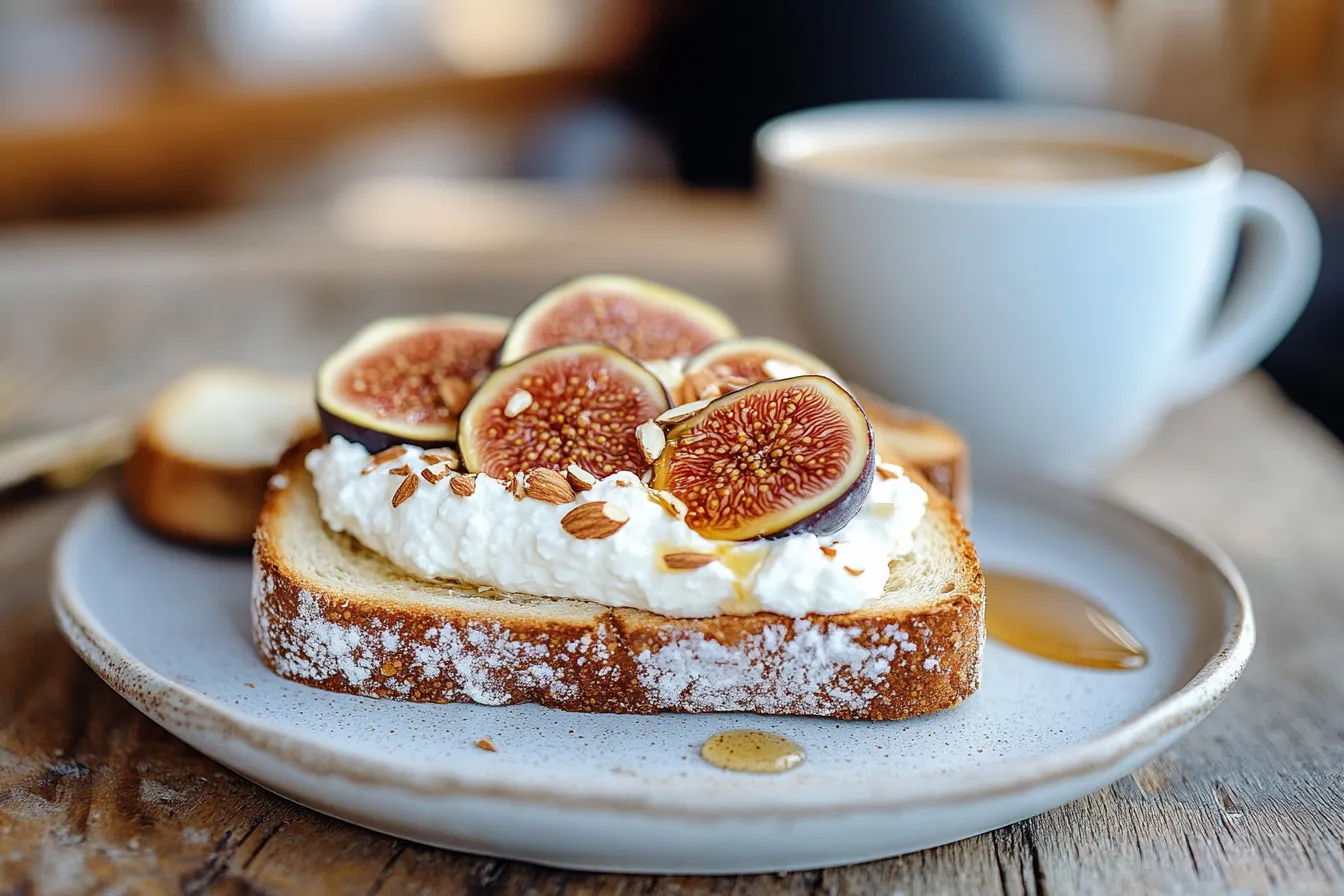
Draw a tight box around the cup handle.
[1171,171,1321,405]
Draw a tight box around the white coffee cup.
[757,102,1320,484]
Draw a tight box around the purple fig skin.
[314,313,509,455]
[763,417,875,541]
[318,405,441,454]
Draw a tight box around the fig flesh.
[678,337,841,404]
[458,343,671,479]
[497,275,739,364]
[653,376,874,541]
[317,314,508,453]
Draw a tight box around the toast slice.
[252,439,984,720]
[853,387,969,513]
[124,367,317,547]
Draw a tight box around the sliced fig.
[458,343,671,479]
[317,313,508,452]
[498,275,739,364]
[653,376,874,541]
[678,337,841,404]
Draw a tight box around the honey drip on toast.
[652,544,763,614]
[985,571,1148,670]
[701,730,805,773]
[716,547,764,615]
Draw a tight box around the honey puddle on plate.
[699,573,1143,773]
[701,730,806,773]
[984,571,1148,670]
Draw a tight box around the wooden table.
[2,190,1342,894]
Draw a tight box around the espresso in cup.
[796,138,1200,183]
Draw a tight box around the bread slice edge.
[125,367,316,546]
[253,440,985,720]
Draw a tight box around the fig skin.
[319,406,410,455]
[678,337,841,404]
[653,376,875,541]
[498,274,740,364]
[458,342,672,479]
[316,313,509,453]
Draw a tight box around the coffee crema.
[796,138,1199,183]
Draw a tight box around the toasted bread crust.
[123,367,317,547]
[125,437,272,547]
[252,441,984,720]
[854,388,969,513]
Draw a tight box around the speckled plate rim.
[52,485,1254,820]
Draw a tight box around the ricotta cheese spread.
[307,436,928,618]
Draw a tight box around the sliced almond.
[662,551,718,570]
[421,448,460,469]
[362,445,406,474]
[649,489,688,520]
[422,467,448,485]
[436,376,473,414]
[386,464,412,476]
[504,389,533,418]
[876,462,904,480]
[565,463,597,492]
[561,502,628,539]
[635,420,666,463]
[819,544,838,559]
[449,473,477,497]
[525,468,576,504]
[510,472,527,500]
[843,566,864,577]
[475,737,497,752]
[391,473,419,508]
[655,398,711,426]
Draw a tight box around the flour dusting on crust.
[252,560,979,719]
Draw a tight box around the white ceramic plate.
[52,478,1252,874]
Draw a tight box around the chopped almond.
[391,473,419,508]
[504,389,533,418]
[566,464,597,492]
[561,502,628,539]
[663,551,718,570]
[525,468,576,504]
[436,377,473,414]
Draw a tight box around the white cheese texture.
[307,437,928,618]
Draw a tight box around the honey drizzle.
[701,730,805,773]
[985,571,1148,670]
[652,543,764,614]
[716,547,764,615]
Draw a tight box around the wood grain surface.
[1,196,1341,894]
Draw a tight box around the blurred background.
[1,0,1341,436]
